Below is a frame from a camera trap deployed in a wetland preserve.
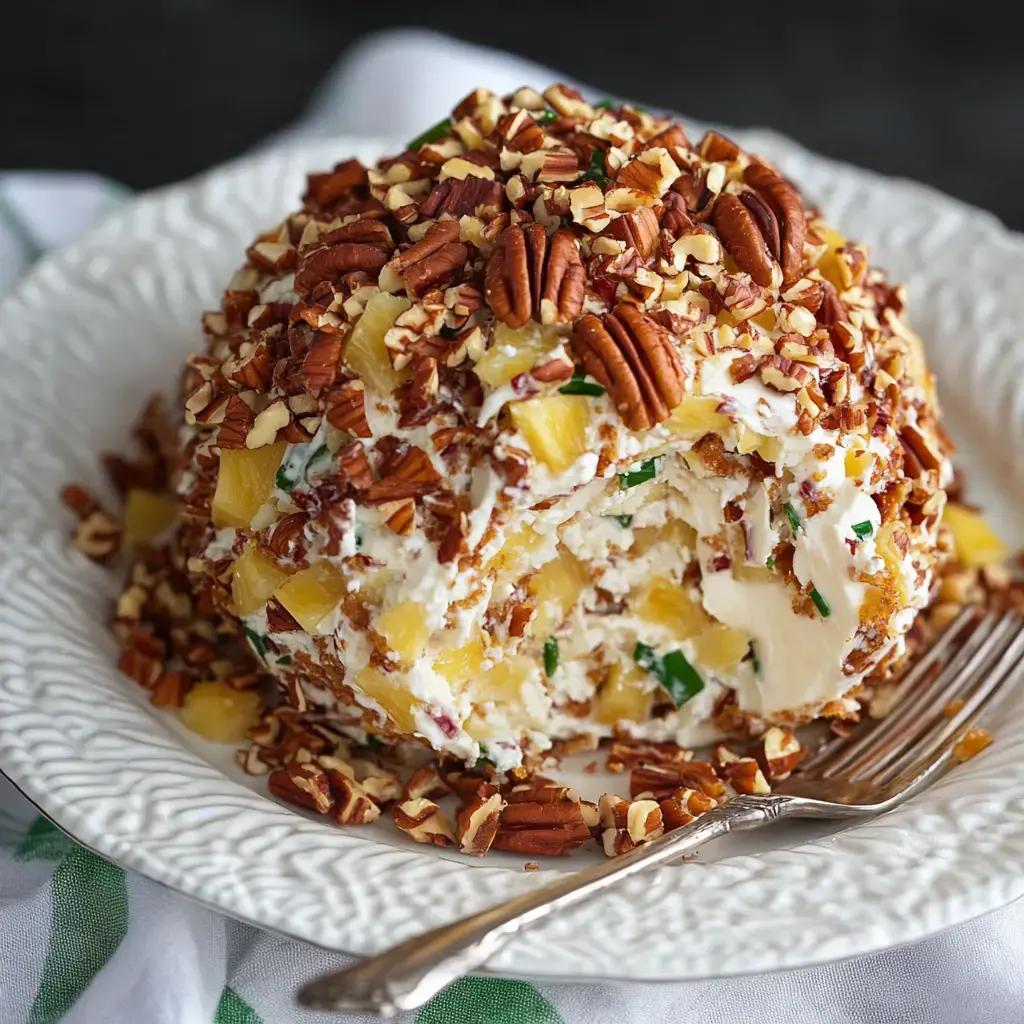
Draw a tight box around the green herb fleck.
[766,555,776,571]
[275,466,297,493]
[810,587,832,618]
[304,444,329,474]
[364,735,384,751]
[559,372,606,397]
[536,109,558,124]
[439,324,460,340]
[543,637,559,677]
[851,520,873,540]
[477,744,497,769]
[606,514,634,528]
[620,457,659,490]
[594,99,617,111]
[585,148,609,189]
[243,626,267,661]
[277,655,292,666]
[633,641,704,709]
[783,501,802,534]
[355,528,364,552]
[747,642,761,677]
[407,117,452,150]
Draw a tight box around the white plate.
[2,132,1024,982]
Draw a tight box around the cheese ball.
[176,84,951,770]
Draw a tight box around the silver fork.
[298,607,1024,1016]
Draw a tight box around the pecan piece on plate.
[571,303,684,430]
[712,193,776,288]
[743,162,807,288]
[457,791,505,856]
[485,224,585,327]
[391,798,457,847]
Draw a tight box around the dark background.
[5,2,1021,228]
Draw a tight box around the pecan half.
[607,206,659,262]
[571,303,684,430]
[743,162,806,288]
[420,176,504,219]
[457,792,505,855]
[388,221,468,297]
[300,333,341,395]
[485,224,584,328]
[294,219,392,296]
[363,446,441,504]
[713,193,775,288]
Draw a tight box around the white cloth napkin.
[1,27,1022,1024]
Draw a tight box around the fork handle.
[297,794,788,1015]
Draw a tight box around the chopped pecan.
[485,224,584,327]
[392,798,457,846]
[213,394,255,450]
[608,206,660,262]
[118,647,163,687]
[300,333,342,395]
[713,193,775,288]
[268,762,334,814]
[359,770,404,805]
[266,599,302,632]
[245,400,291,450]
[759,354,815,393]
[377,498,416,536]
[492,822,592,856]
[721,756,771,795]
[699,130,741,162]
[659,788,718,832]
[325,380,372,438]
[605,740,692,772]
[760,726,803,779]
[901,423,943,472]
[337,442,374,490]
[403,765,450,801]
[420,175,504,219]
[571,303,684,430]
[598,795,663,857]
[294,219,392,296]
[743,162,806,288]
[398,356,440,428]
[457,792,505,855]
[74,508,123,562]
[327,772,382,825]
[388,220,468,297]
[629,761,726,801]
[363,446,441,503]
[304,160,369,209]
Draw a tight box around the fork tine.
[875,615,1024,787]
[810,607,990,778]
[835,612,1016,780]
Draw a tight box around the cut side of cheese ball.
[175,84,951,770]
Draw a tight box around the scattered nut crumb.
[952,727,992,763]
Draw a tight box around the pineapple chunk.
[472,655,534,703]
[231,544,290,616]
[354,666,420,733]
[178,681,261,743]
[488,527,547,582]
[274,561,347,633]
[509,395,591,474]
[122,489,177,550]
[376,600,430,666]
[344,292,411,394]
[474,323,560,388]
[634,576,709,641]
[664,396,731,439]
[943,504,1007,568]
[632,519,698,557]
[463,711,494,741]
[844,446,873,479]
[874,522,910,602]
[528,549,589,636]
[693,622,749,673]
[594,662,652,725]
[814,225,847,292]
[212,442,287,529]
[736,427,782,463]
[434,633,487,688]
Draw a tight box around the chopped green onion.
[536,109,558,124]
[305,444,329,474]
[364,735,383,751]
[275,466,297,493]
[810,588,832,618]
[585,148,609,189]
[766,555,776,571]
[559,372,606,397]
[477,744,497,769]
[243,626,267,661]
[277,655,292,666]
[851,520,874,540]
[439,324,460,340]
[407,117,452,150]
[594,99,617,111]
[747,642,761,677]
[619,457,659,490]
[606,514,634,528]
[783,501,802,534]
[633,642,704,709]
[543,637,559,677]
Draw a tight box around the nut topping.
[392,798,457,846]
[457,792,505,856]
[484,224,584,327]
[713,193,776,288]
[388,220,469,297]
[572,303,684,430]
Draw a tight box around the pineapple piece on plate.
[510,394,591,474]
[345,292,411,394]
[179,681,261,743]
[943,504,1007,568]
[211,442,286,529]
[274,561,348,633]
[122,489,177,550]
